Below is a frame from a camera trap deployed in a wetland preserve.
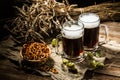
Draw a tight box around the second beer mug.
[62,21,84,62]
[78,13,108,51]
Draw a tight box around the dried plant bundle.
[71,2,120,21]
[8,0,77,43]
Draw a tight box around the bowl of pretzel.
[21,42,51,65]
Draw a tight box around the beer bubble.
[78,13,100,29]
[62,24,84,39]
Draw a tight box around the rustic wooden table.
[0,22,120,80]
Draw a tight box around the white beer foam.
[78,13,100,28]
[62,25,83,39]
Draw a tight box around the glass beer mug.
[61,21,84,62]
[78,13,108,51]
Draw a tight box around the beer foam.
[78,13,100,28]
[62,25,84,39]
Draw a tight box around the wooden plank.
[93,57,120,78]
[93,73,120,80]
[0,58,53,80]
[94,66,120,77]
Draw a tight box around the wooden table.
[0,22,120,80]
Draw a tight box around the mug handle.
[99,24,109,45]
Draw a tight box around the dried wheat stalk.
[8,0,78,44]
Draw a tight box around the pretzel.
[40,65,58,74]
[22,42,50,64]
[50,68,58,74]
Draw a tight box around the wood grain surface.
[0,22,120,80]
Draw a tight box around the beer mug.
[61,21,84,62]
[78,13,108,51]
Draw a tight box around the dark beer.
[62,37,84,58]
[78,13,100,50]
[84,26,99,48]
[62,21,84,61]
